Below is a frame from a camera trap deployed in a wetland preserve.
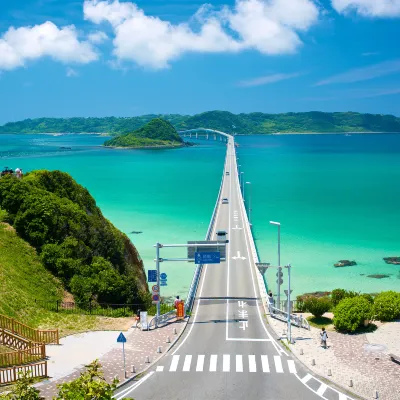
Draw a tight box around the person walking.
[268,292,274,314]
[320,327,328,349]
[174,296,180,309]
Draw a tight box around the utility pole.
[270,221,281,308]
[155,242,161,324]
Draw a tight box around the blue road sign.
[117,332,127,343]
[195,251,221,265]
[148,270,157,282]
[160,282,168,287]
[160,273,167,280]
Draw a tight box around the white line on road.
[339,393,348,400]
[301,374,312,384]
[248,355,256,372]
[182,355,192,372]
[223,355,230,372]
[287,360,297,374]
[156,366,164,372]
[169,355,180,372]
[114,371,155,400]
[196,355,205,372]
[261,355,270,372]
[209,354,217,372]
[274,355,283,373]
[226,338,271,342]
[316,383,327,396]
[236,355,243,372]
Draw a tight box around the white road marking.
[232,251,246,260]
[226,338,271,342]
[113,371,154,400]
[156,366,164,372]
[301,374,312,384]
[232,225,243,230]
[261,355,270,372]
[236,355,243,372]
[248,355,256,372]
[209,354,217,372]
[339,393,348,400]
[196,355,205,372]
[182,355,192,372]
[225,149,232,341]
[274,355,283,373]
[316,383,327,396]
[169,355,180,372]
[223,355,230,372]
[288,360,296,374]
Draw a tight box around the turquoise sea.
[1,133,399,298]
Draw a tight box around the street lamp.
[270,221,281,308]
[245,182,252,225]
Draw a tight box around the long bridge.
[179,128,231,142]
[115,132,355,400]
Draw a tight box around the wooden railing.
[0,344,46,368]
[0,314,59,344]
[0,329,32,350]
[0,361,47,385]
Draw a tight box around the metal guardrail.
[148,309,177,330]
[269,305,310,330]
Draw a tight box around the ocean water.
[0,134,226,300]
[1,133,400,298]
[236,134,400,296]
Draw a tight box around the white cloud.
[83,0,320,69]
[88,31,108,44]
[66,67,78,77]
[331,0,400,17]
[238,71,304,87]
[0,21,98,71]
[315,59,400,86]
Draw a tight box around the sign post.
[117,332,127,378]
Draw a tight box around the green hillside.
[104,118,184,148]
[1,111,400,135]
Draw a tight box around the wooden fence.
[0,314,59,344]
[0,329,33,350]
[0,344,46,368]
[0,361,47,385]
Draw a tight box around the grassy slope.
[0,222,132,337]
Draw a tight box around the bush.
[331,288,359,307]
[334,297,372,332]
[304,297,332,318]
[0,371,43,399]
[373,291,400,321]
[296,295,308,312]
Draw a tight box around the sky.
[0,0,400,124]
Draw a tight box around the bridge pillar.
[196,133,198,139]
[189,133,192,138]
[214,135,216,140]
[206,134,209,140]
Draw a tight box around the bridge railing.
[184,141,229,313]
[268,305,310,331]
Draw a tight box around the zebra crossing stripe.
[236,355,243,372]
[209,355,217,372]
[223,355,230,372]
[170,355,179,372]
[339,393,347,400]
[301,374,312,384]
[248,355,256,372]
[183,355,192,372]
[287,360,296,374]
[261,355,270,372]
[156,366,164,372]
[274,356,283,373]
[316,383,327,396]
[196,355,205,372]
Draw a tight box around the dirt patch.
[62,291,74,303]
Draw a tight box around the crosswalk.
[156,355,296,374]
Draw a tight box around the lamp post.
[270,221,281,308]
[245,182,252,226]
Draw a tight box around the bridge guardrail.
[269,305,310,331]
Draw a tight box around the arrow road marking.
[232,225,243,230]
[232,251,246,260]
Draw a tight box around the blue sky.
[0,0,400,124]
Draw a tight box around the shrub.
[334,297,372,332]
[373,291,400,322]
[0,371,43,399]
[296,295,308,312]
[304,297,332,318]
[331,288,358,307]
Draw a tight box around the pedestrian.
[268,292,274,313]
[174,295,180,309]
[320,327,328,349]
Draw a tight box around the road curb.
[115,317,189,390]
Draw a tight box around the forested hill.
[0,171,149,306]
[1,111,400,134]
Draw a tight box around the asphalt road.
[114,137,353,400]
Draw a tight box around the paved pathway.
[36,319,187,399]
[267,314,400,400]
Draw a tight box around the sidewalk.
[267,314,400,400]
[36,318,187,399]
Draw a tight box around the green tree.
[334,297,372,332]
[373,291,400,321]
[0,372,43,400]
[304,297,332,318]
[54,360,126,400]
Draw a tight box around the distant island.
[1,111,400,135]
[104,118,185,149]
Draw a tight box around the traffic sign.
[160,282,167,287]
[152,285,159,293]
[148,270,157,283]
[276,271,283,278]
[152,294,160,302]
[284,290,293,296]
[276,279,283,285]
[160,273,167,280]
[117,332,127,343]
[194,251,220,265]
